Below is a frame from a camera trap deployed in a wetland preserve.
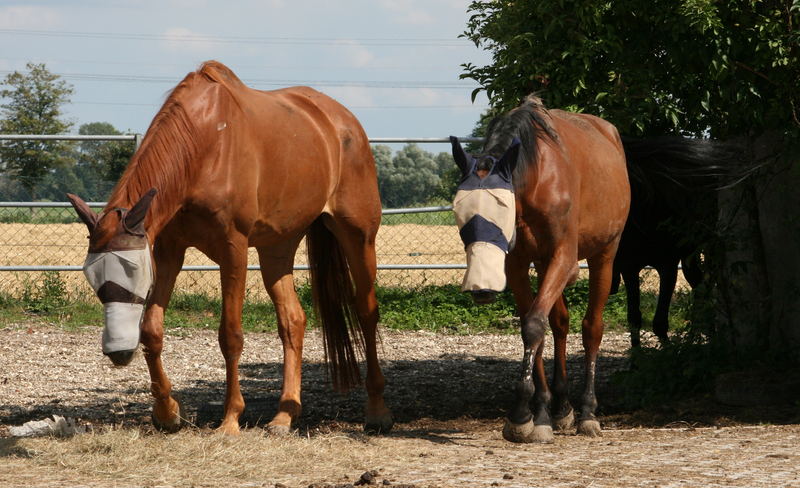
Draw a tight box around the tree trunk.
[713,132,800,359]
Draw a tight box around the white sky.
[0,0,492,152]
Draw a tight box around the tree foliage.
[462,0,800,139]
[373,143,453,207]
[0,63,74,198]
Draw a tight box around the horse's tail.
[620,136,752,216]
[622,136,746,192]
[306,217,364,393]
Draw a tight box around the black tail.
[622,135,747,192]
[621,136,752,220]
[306,216,364,392]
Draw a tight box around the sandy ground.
[1,323,797,487]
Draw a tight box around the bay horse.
[67,60,393,435]
[451,94,630,443]
[612,136,738,347]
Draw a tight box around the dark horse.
[612,137,738,347]
[451,95,630,443]
[67,61,393,435]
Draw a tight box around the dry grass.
[0,223,466,296]
[2,423,799,488]
[1,428,417,487]
[1,326,798,487]
[0,222,687,298]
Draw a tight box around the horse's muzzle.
[470,290,498,305]
[106,349,136,367]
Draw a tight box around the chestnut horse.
[67,61,393,435]
[451,95,630,443]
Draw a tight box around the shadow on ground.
[2,350,797,434]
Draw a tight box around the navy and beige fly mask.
[450,136,520,302]
[67,189,157,364]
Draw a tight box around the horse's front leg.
[503,248,575,444]
[140,240,186,432]
[215,234,249,435]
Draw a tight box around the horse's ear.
[66,193,99,231]
[450,136,470,176]
[125,188,158,231]
[498,138,521,179]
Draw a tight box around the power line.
[0,70,478,90]
[0,56,457,71]
[0,28,470,47]
[72,100,489,110]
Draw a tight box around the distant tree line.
[1,63,460,207]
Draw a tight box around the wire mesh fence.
[0,135,670,305]
[0,202,468,301]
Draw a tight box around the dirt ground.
[1,323,798,487]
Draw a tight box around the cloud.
[160,27,216,53]
[378,0,434,25]
[331,40,375,68]
[0,6,60,29]
[322,85,376,109]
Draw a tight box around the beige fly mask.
[83,242,153,355]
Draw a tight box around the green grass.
[0,207,81,224]
[0,270,692,338]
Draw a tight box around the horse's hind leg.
[653,262,678,344]
[578,245,618,437]
[621,266,643,347]
[328,218,393,433]
[256,243,306,435]
[140,238,186,432]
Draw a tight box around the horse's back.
[192,79,378,244]
[548,110,630,256]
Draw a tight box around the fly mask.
[82,214,153,356]
[450,137,520,302]
[67,189,157,363]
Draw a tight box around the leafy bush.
[20,271,69,314]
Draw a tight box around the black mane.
[482,94,559,189]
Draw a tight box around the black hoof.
[106,349,136,367]
[364,415,394,435]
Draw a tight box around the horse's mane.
[108,61,245,220]
[482,94,559,190]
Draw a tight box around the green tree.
[0,63,74,199]
[461,1,800,356]
[75,122,135,200]
[374,143,443,208]
[462,0,799,139]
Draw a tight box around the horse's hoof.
[152,397,184,433]
[577,419,602,437]
[502,419,554,444]
[217,420,241,436]
[152,401,183,433]
[267,423,293,436]
[553,408,575,431]
[364,412,394,434]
